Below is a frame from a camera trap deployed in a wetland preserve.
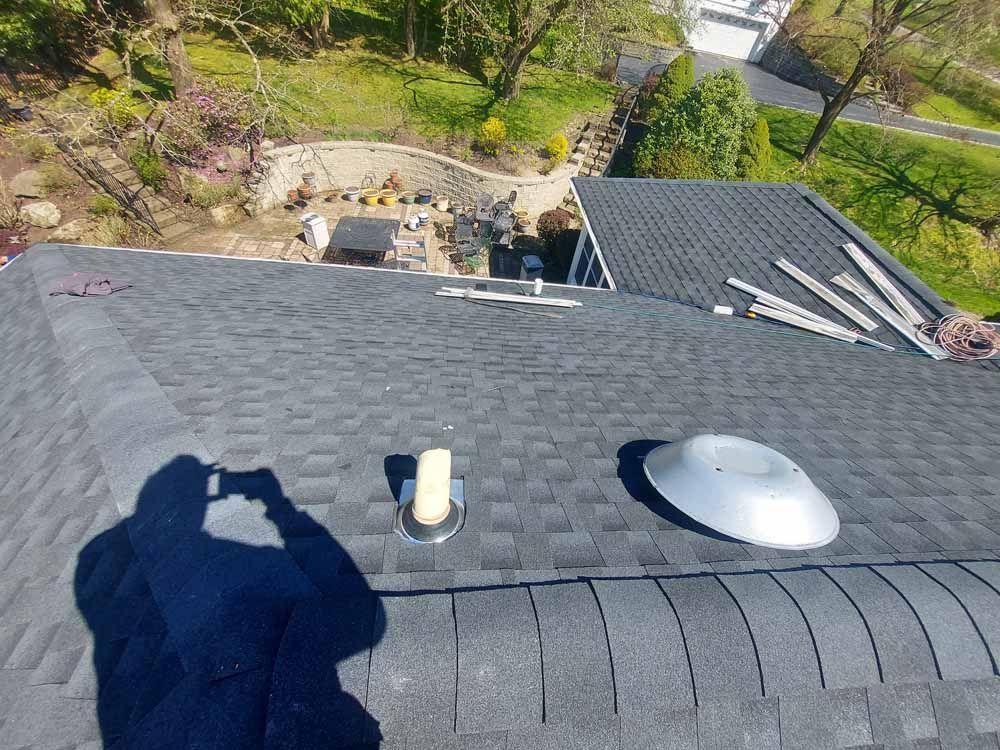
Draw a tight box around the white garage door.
[688,12,766,61]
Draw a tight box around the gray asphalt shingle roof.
[1,243,1000,749]
[571,178,949,339]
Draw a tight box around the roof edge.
[789,183,955,317]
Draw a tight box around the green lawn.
[788,0,1000,132]
[67,33,615,148]
[760,104,1000,316]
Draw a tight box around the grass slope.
[761,104,1000,316]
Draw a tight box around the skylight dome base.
[643,435,839,550]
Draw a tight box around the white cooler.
[300,213,330,250]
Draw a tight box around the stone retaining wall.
[247,141,579,216]
[759,31,841,99]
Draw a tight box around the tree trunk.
[144,0,192,97]
[928,54,952,85]
[801,50,872,161]
[833,0,849,16]
[499,48,530,99]
[405,0,417,58]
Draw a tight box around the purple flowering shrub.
[160,80,262,165]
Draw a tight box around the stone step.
[159,220,196,241]
[151,209,181,227]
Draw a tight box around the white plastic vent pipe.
[412,448,452,525]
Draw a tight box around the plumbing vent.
[393,449,465,544]
[643,435,839,550]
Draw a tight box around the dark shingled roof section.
[571,177,951,341]
[2,244,1000,749]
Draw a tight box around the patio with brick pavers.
[167,191,549,279]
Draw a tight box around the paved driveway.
[617,51,1000,147]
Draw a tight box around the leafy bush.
[634,144,716,179]
[545,132,569,162]
[736,117,773,180]
[160,80,261,164]
[537,208,578,271]
[129,147,168,192]
[479,117,508,156]
[89,88,137,130]
[0,177,20,229]
[38,163,79,194]
[635,67,757,180]
[642,54,694,122]
[181,171,244,209]
[88,194,120,217]
[15,134,58,161]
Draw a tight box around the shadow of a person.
[75,455,384,749]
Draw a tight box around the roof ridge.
[27,246,318,677]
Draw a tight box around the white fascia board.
[568,180,618,291]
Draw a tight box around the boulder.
[11,169,45,198]
[20,201,62,228]
[208,203,247,227]
[260,139,276,153]
[48,218,93,243]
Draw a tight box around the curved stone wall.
[247,141,579,216]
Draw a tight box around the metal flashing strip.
[749,303,894,351]
[841,242,925,326]
[773,257,878,331]
[726,277,837,327]
[831,273,947,359]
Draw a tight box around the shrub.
[88,194,120,217]
[537,208,573,244]
[545,132,569,162]
[89,88,137,130]
[0,177,20,229]
[643,54,694,122]
[15,134,57,161]
[160,80,262,164]
[634,144,716,179]
[130,147,168,192]
[635,67,757,180]
[181,171,244,209]
[82,215,130,247]
[479,117,507,156]
[38,163,79,194]
[736,117,772,180]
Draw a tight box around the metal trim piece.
[841,242,924,325]
[726,277,837,327]
[773,257,878,331]
[393,478,466,544]
[643,435,841,550]
[831,273,947,359]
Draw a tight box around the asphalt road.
[617,51,1000,148]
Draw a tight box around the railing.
[58,143,162,236]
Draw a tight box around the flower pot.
[417,189,433,204]
[514,209,528,220]
[297,184,313,200]
[400,191,417,204]
[380,189,397,206]
[417,210,429,226]
[361,188,380,206]
[286,188,300,203]
[516,218,531,231]
[344,186,360,202]
[435,196,450,212]
[406,216,420,231]
[302,171,318,188]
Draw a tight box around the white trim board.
[568,181,618,291]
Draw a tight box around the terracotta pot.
[400,191,417,204]
[297,184,313,200]
[344,186,360,202]
[361,188,380,206]
[286,188,299,203]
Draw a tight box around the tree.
[144,0,192,96]
[642,52,693,121]
[0,0,86,74]
[634,67,758,180]
[442,0,677,100]
[785,0,998,162]
[736,116,772,180]
[405,0,417,57]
